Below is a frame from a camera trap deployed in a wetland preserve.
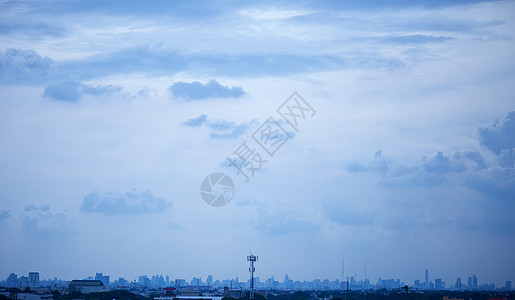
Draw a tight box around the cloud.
[453,151,487,169]
[0,19,67,38]
[346,150,389,173]
[350,144,513,202]
[478,111,515,155]
[81,189,169,214]
[380,164,446,187]
[209,120,258,139]
[43,81,82,102]
[377,34,455,44]
[1,47,405,83]
[0,210,11,224]
[80,83,122,96]
[182,114,208,127]
[43,80,122,102]
[59,46,404,80]
[168,79,246,100]
[346,150,485,187]
[14,0,239,19]
[464,166,515,201]
[182,114,259,139]
[22,204,74,236]
[422,151,466,173]
[0,48,59,84]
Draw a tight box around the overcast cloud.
[0,0,514,287]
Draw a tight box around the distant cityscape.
[2,269,512,292]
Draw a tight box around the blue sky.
[1,0,514,287]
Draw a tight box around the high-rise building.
[103,275,109,286]
[468,276,472,290]
[435,278,442,290]
[414,280,421,288]
[506,281,512,290]
[455,277,461,290]
[425,269,429,289]
[139,275,150,287]
[473,275,477,288]
[29,272,39,287]
[6,273,17,288]
[94,272,109,286]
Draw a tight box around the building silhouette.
[28,272,39,287]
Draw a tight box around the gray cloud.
[478,111,515,155]
[380,164,446,187]
[371,151,487,187]
[209,120,258,139]
[0,19,67,38]
[182,114,259,139]
[43,81,81,102]
[346,150,389,173]
[169,79,246,100]
[0,210,11,224]
[377,34,455,44]
[351,145,514,202]
[464,166,515,201]
[81,189,169,214]
[422,151,466,173]
[0,48,59,85]
[1,47,406,84]
[182,114,208,127]
[22,204,74,236]
[43,80,122,102]
[59,47,404,80]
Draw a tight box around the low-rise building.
[69,280,105,294]
[17,293,53,300]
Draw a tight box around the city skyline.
[2,267,512,290]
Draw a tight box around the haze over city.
[0,0,514,291]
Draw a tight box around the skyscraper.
[468,276,472,290]
[425,269,429,289]
[473,275,477,288]
[506,281,512,291]
[6,273,17,288]
[29,272,39,287]
[455,277,461,290]
[435,278,442,290]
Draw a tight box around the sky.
[0,0,515,288]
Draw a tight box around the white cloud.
[22,204,74,236]
[81,189,169,214]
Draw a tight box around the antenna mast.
[247,252,258,300]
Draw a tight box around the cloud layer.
[43,80,122,102]
[479,111,515,155]
[0,210,11,224]
[81,189,169,214]
[182,114,259,139]
[0,48,58,84]
[169,80,246,100]
[22,204,74,236]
